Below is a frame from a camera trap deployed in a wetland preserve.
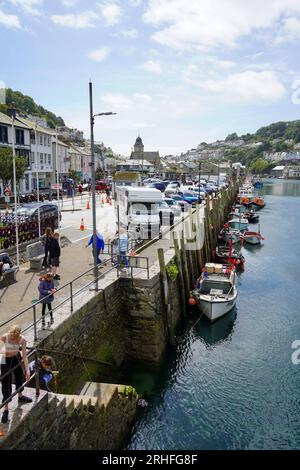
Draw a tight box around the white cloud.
[121,28,138,39]
[142,60,162,74]
[129,0,142,6]
[0,8,20,28]
[97,2,122,26]
[143,0,300,50]
[8,0,43,16]
[51,11,97,28]
[276,17,300,44]
[102,93,133,109]
[62,0,78,7]
[88,47,110,62]
[184,66,286,103]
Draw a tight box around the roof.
[69,144,90,156]
[118,159,153,167]
[130,151,160,162]
[16,116,53,135]
[0,112,31,130]
[273,165,285,171]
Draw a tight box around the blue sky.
[1,0,300,155]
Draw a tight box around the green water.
[126,179,300,450]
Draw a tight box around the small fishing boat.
[228,217,249,232]
[214,245,245,271]
[243,226,265,245]
[218,227,244,245]
[192,263,238,322]
[245,210,259,224]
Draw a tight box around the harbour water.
[126,179,300,450]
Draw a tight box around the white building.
[52,137,70,181]
[16,116,54,192]
[0,112,31,194]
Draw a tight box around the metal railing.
[0,253,151,342]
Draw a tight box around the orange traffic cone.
[86,200,90,210]
[80,218,85,231]
[0,427,5,437]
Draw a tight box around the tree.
[0,147,27,186]
[68,170,78,182]
[95,166,104,179]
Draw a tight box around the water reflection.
[193,308,237,347]
[262,179,300,197]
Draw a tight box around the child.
[49,232,61,280]
[29,355,56,391]
[38,274,56,329]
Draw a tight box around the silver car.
[163,198,182,217]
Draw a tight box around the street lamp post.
[35,123,41,238]
[55,127,61,232]
[11,113,20,267]
[89,80,116,290]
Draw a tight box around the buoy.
[80,218,85,231]
[86,200,90,210]
[188,297,197,306]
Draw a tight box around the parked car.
[178,191,202,205]
[16,203,61,227]
[165,183,181,196]
[171,194,190,211]
[147,182,168,192]
[187,187,206,199]
[163,198,182,217]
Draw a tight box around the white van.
[115,186,162,240]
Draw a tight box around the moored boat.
[243,226,265,245]
[214,245,245,271]
[192,263,238,322]
[228,217,249,232]
[218,226,244,245]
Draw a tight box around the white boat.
[218,227,243,245]
[193,264,238,322]
[228,217,249,232]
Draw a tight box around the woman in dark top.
[49,232,61,280]
[42,227,53,268]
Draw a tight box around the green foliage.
[0,147,27,185]
[166,261,179,281]
[0,88,65,128]
[225,132,239,142]
[95,166,105,179]
[119,385,137,399]
[68,170,79,182]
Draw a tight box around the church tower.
[133,136,144,157]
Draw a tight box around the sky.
[1,0,300,156]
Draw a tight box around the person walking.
[38,274,56,329]
[1,325,32,424]
[119,229,129,267]
[42,227,53,268]
[86,231,105,265]
[49,232,61,280]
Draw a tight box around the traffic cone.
[86,200,90,210]
[0,427,5,437]
[80,218,85,231]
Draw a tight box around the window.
[48,136,51,146]
[40,153,43,164]
[44,136,47,146]
[30,132,35,144]
[31,152,35,164]
[48,154,51,165]
[0,125,8,143]
[40,134,43,145]
[15,129,24,146]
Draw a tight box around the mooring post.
[158,248,175,346]
[173,233,187,318]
